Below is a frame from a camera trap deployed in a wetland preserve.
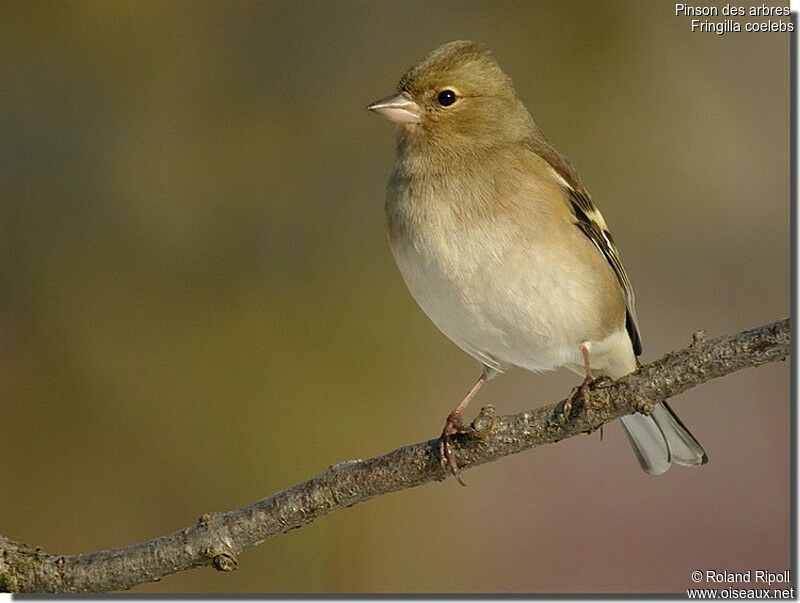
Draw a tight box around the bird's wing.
[528,135,643,356]
[564,186,641,355]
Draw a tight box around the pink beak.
[366,92,422,124]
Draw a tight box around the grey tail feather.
[620,413,671,475]
[620,402,707,475]
[652,402,708,466]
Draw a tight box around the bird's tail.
[620,402,708,475]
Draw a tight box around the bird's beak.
[366,92,422,124]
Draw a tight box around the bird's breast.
[385,159,626,373]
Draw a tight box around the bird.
[366,40,707,483]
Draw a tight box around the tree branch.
[0,318,789,593]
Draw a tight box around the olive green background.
[1,0,789,594]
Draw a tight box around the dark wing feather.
[566,187,642,356]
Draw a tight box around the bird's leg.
[579,341,593,408]
[566,342,595,422]
[439,368,491,486]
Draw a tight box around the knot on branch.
[470,404,497,438]
[203,543,238,573]
[211,552,238,572]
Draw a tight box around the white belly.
[389,216,620,374]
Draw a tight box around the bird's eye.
[437,89,457,107]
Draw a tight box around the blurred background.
[0,0,789,594]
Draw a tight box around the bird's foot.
[566,374,609,427]
[439,413,470,487]
[562,380,589,420]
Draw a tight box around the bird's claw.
[565,374,598,425]
[439,418,469,487]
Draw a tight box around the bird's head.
[367,41,532,153]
